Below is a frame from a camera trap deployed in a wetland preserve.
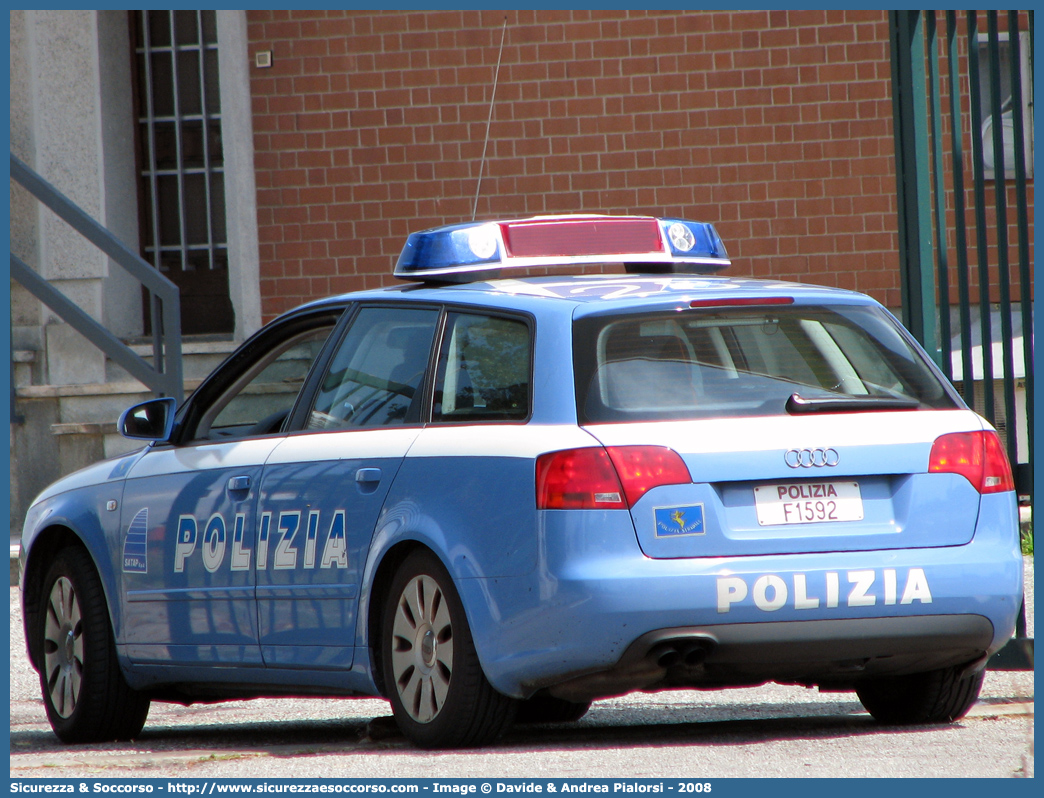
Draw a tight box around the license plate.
[754,481,863,526]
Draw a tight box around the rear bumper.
[459,494,1022,699]
[541,614,995,702]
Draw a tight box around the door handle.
[227,475,251,492]
[355,468,382,484]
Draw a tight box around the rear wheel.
[37,547,150,742]
[381,550,516,748]
[855,665,984,724]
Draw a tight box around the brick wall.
[246,9,1029,321]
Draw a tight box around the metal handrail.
[9,153,183,403]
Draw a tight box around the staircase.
[9,154,198,584]
[9,337,238,542]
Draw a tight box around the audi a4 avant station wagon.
[19,215,1023,748]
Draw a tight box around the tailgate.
[584,409,986,559]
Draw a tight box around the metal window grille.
[134,10,227,277]
[976,32,1034,178]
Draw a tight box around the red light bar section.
[501,217,665,259]
[689,297,795,308]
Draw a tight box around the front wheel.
[37,547,150,742]
[381,550,516,748]
[855,665,984,724]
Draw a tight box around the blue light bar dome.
[394,215,731,283]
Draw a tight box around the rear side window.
[574,305,957,423]
[309,306,439,429]
[433,313,531,422]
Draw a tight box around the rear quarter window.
[432,312,531,423]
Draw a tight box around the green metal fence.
[889,10,1033,668]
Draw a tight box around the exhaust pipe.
[648,638,714,669]
[680,641,711,666]
[649,643,681,668]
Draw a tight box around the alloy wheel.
[42,576,83,719]
[390,574,454,723]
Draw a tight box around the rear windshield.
[573,305,958,423]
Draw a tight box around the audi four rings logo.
[785,447,840,468]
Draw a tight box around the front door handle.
[227,475,251,492]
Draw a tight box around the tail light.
[605,446,692,507]
[929,430,1015,494]
[536,446,691,510]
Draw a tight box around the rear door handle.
[356,468,382,483]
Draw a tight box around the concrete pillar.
[218,10,263,343]
[97,10,144,342]
[11,10,142,385]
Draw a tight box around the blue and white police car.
[19,215,1023,748]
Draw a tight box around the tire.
[37,547,150,743]
[515,694,591,724]
[855,665,985,724]
[381,550,516,748]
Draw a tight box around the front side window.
[309,306,439,430]
[432,313,531,423]
[186,318,338,442]
[205,330,331,436]
[574,305,957,423]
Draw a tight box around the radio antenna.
[472,15,508,221]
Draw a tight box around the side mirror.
[118,397,177,442]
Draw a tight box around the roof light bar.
[503,217,664,258]
[394,215,731,283]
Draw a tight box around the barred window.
[133,10,232,334]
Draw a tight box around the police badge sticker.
[654,504,705,537]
